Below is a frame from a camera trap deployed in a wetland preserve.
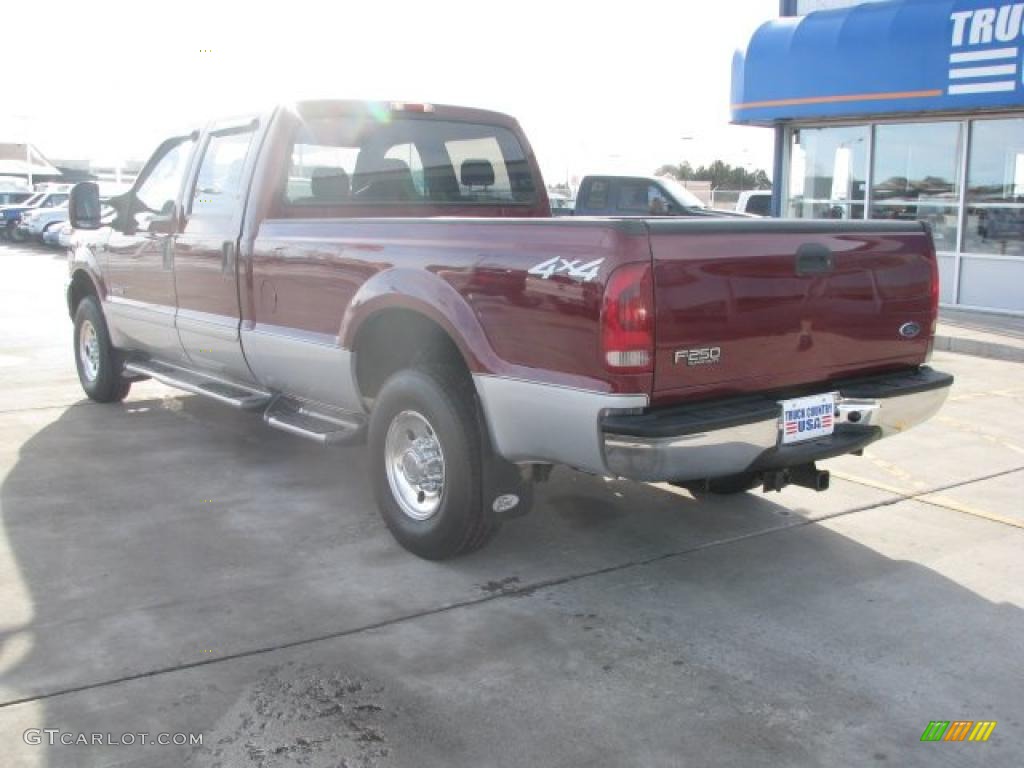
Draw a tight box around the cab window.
[281,110,535,209]
[136,139,195,215]
[190,129,256,217]
[584,180,609,210]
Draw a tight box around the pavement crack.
[0,465,1020,710]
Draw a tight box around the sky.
[0,0,778,185]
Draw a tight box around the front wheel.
[73,296,131,403]
[368,366,498,560]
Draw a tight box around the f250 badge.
[527,256,604,282]
[675,347,722,366]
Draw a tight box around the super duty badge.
[674,347,722,366]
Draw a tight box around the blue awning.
[732,0,1024,125]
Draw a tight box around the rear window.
[584,180,609,210]
[282,114,535,207]
[745,193,771,216]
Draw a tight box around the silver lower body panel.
[473,375,648,475]
[241,325,363,414]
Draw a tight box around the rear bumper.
[601,366,953,483]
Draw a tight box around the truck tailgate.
[648,220,936,403]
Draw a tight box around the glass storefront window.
[870,122,962,253]
[963,118,1024,258]
[788,125,867,219]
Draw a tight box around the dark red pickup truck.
[65,100,952,559]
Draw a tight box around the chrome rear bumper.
[601,367,953,483]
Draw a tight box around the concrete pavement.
[1,242,1021,767]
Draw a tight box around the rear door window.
[190,128,257,218]
[584,180,609,210]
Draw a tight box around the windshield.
[657,177,705,209]
[21,194,44,207]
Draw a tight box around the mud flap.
[475,401,533,520]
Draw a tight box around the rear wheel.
[73,296,131,403]
[368,366,497,559]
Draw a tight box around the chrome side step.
[263,397,365,445]
[123,360,272,410]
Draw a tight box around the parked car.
[1,191,69,240]
[574,174,751,218]
[976,205,1024,242]
[18,203,69,243]
[42,218,71,247]
[0,190,33,206]
[735,189,772,216]
[65,99,951,559]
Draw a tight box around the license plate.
[779,393,836,445]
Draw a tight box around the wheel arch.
[67,268,102,318]
[341,268,501,400]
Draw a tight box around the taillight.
[601,262,654,373]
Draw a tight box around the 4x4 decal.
[527,256,604,282]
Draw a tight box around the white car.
[45,221,73,247]
[19,204,69,243]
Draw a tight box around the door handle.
[795,243,834,275]
[221,242,235,275]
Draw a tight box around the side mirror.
[146,199,178,234]
[69,182,102,230]
[147,215,177,235]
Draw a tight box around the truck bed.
[249,216,937,408]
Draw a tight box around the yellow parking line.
[830,470,1024,530]
[916,493,1024,530]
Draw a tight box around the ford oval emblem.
[899,321,922,339]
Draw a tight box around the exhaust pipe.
[761,463,830,493]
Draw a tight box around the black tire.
[686,472,761,496]
[368,366,498,560]
[73,296,131,403]
[9,223,26,243]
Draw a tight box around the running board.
[263,397,365,445]
[123,360,272,410]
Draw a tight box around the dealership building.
[733,0,1024,314]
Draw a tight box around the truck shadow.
[1,394,1021,766]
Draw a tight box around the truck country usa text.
[783,404,834,436]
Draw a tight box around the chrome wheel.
[79,320,100,382]
[384,410,445,521]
